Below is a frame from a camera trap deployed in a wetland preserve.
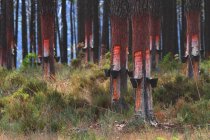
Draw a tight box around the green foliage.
[175,99,210,125]
[21,53,37,68]
[159,53,181,72]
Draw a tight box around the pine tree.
[110,0,129,111]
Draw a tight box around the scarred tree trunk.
[129,0,157,125]
[150,0,161,71]
[110,0,129,112]
[100,0,110,62]
[185,0,202,80]
[40,0,55,79]
[84,0,93,62]
[93,0,100,63]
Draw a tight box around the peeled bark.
[185,0,202,80]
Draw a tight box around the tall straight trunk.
[30,0,36,65]
[181,0,186,58]
[185,0,202,80]
[55,0,62,60]
[5,0,14,69]
[205,0,210,57]
[40,0,56,79]
[22,0,28,59]
[0,0,3,66]
[14,0,19,68]
[1,0,7,67]
[150,0,161,71]
[101,0,110,60]
[84,0,93,62]
[61,0,68,63]
[77,0,85,54]
[161,0,178,56]
[110,0,129,112]
[93,0,100,63]
[70,1,74,60]
[37,0,42,63]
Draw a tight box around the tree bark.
[205,0,210,57]
[161,0,178,56]
[40,0,56,79]
[77,0,85,54]
[110,0,129,112]
[93,0,100,63]
[61,0,68,64]
[70,1,74,60]
[100,0,110,61]
[22,0,28,59]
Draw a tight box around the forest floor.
[0,54,209,140]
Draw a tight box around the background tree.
[77,0,85,54]
[205,0,210,57]
[61,0,68,64]
[22,0,28,59]
[100,0,110,61]
[93,0,100,63]
[161,0,178,56]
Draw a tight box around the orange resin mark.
[44,40,49,57]
[135,84,141,112]
[134,51,143,78]
[113,45,121,70]
[113,79,119,101]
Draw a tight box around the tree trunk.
[205,0,210,57]
[93,0,100,63]
[100,0,110,62]
[61,0,68,64]
[22,0,28,59]
[70,1,74,60]
[40,0,56,79]
[14,0,19,68]
[84,0,93,62]
[77,0,85,54]
[37,0,42,64]
[185,0,202,80]
[30,0,36,65]
[161,0,178,56]
[110,0,129,112]
[5,0,14,69]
